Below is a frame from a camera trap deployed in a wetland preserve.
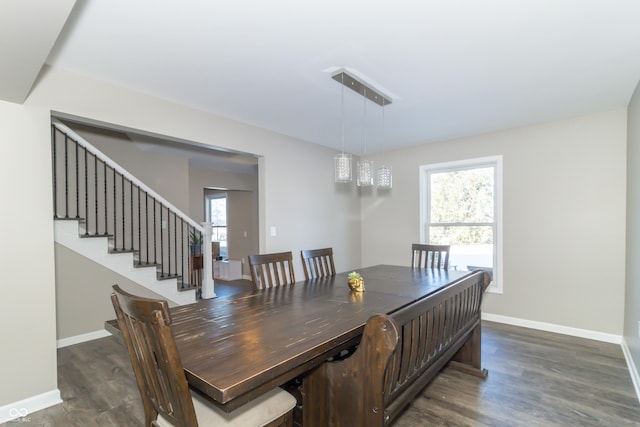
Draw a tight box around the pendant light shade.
[357,159,374,187]
[376,165,392,189]
[335,153,352,182]
[356,87,373,187]
[376,102,392,189]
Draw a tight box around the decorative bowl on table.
[347,271,365,292]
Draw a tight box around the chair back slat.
[111,285,198,427]
[248,251,296,290]
[411,243,450,269]
[300,247,336,280]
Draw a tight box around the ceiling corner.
[0,0,76,103]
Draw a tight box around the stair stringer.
[54,220,196,306]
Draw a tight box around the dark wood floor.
[4,321,639,426]
[396,322,640,426]
[212,278,254,298]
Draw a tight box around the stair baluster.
[112,166,117,249]
[52,125,58,219]
[160,204,165,278]
[94,155,99,235]
[180,218,185,289]
[75,141,80,219]
[173,211,178,280]
[145,191,149,265]
[64,133,70,218]
[84,146,89,235]
[121,172,125,250]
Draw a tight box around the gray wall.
[189,164,257,219]
[202,188,258,276]
[0,65,361,408]
[362,109,627,336]
[190,165,259,275]
[65,123,191,214]
[0,101,57,405]
[55,244,171,340]
[225,190,258,273]
[626,80,640,377]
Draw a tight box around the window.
[420,156,502,293]
[206,193,228,258]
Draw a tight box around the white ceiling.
[19,1,640,154]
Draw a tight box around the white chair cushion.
[156,387,296,427]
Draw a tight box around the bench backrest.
[382,270,488,421]
[303,270,489,427]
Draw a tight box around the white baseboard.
[57,329,111,348]
[0,389,62,424]
[1,330,113,423]
[482,312,622,344]
[621,338,640,404]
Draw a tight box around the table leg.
[449,321,488,379]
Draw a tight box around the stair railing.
[51,121,210,297]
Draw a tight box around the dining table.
[169,264,480,413]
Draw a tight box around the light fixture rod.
[332,71,392,107]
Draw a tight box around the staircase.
[51,121,210,305]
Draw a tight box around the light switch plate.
[270,226,277,237]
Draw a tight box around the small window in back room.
[208,193,228,258]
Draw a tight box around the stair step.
[108,248,138,254]
[179,283,198,291]
[80,233,114,239]
[134,261,161,268]
[54,216,85,221]
[157,273,181,281]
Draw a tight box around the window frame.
[419,155,503,294]
[205,192,228,258]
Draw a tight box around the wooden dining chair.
[300,247,336,280]
[411,243,450,269]
[248,251,296,290]
[110,285,296,427]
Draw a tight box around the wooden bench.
[302,270,490,426]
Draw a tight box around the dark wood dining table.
[169,264,477,412]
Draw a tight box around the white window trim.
[205,192,228,257]
[419,156,503,294]
[205,192,228,223]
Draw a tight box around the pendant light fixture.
[331,69,392,189]
[376,102,392,189]
[334,73,352,183]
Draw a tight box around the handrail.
[52,121,203,232]
[51,120,209,297]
